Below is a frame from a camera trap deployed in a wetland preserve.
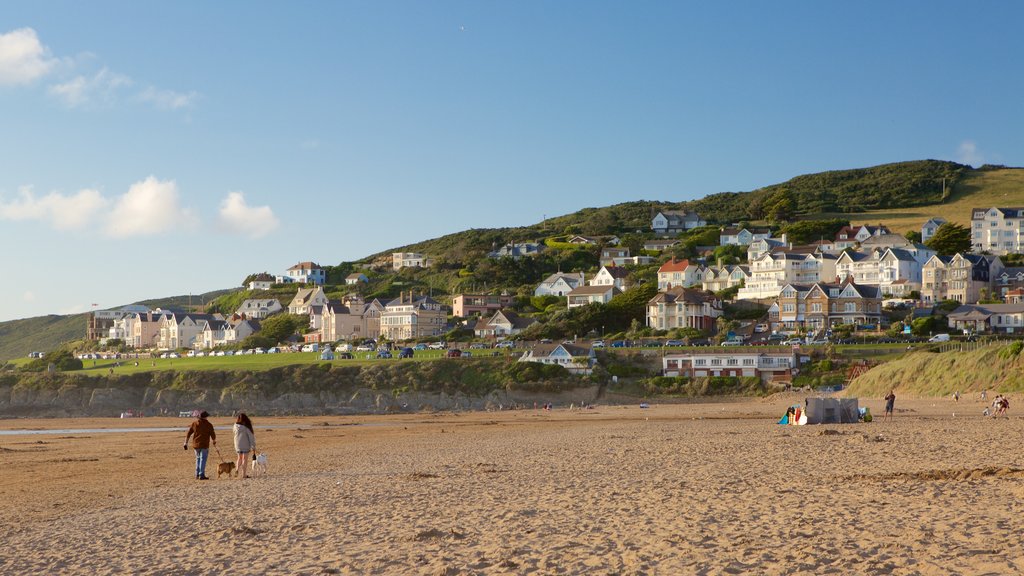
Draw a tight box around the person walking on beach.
[184,411,217,480]
[233,412,256,479]
[884,390,896,421]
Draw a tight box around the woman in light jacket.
[233,412,256,479]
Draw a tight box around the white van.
[928,334,950,343]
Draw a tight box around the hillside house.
[921,253,1003,304]
[234,298,282,320]
[345,273,368,285]
[488,242,544,259]
[473,310,536,339]
[947,303,1024,334]
[588,265,630,290]
[833,225,891,250]
[921,217,947,244]
[247,273,275,291]
[452,293,516,318]
[719,227,772,246]
[736,251,837,301]
[535,272,586,297]
[657,258,704,290]
[701,265,751,293]
[156,313,221,350]
[769,281,883,331]
[288,286,329,315]
[647,287,723,331]
[566,285,620,309]
[971,207,1024,254]
[284,261,326,285]
[392,252,430,270]
[651,210,706,235]
[834,248,923,296]
[642,239,681,252]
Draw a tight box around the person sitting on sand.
[883,390,896,421]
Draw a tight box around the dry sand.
[2,395,1023,575]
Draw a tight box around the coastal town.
[73,206,1024,384]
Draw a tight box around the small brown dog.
[217,461,236,478]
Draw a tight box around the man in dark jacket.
[183,411,217,479]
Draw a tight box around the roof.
[971,207,1024,219]
[649,286,718,305]
[346,273,367,279]
[288,261,322,271]
[540,272,584,285]
[528,342,593,358]
[599,265,630,279]
[950,303,1024,317]
[658,258,691,273]
[568,285,619,296]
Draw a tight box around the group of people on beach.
[183,411,258,480]
[984,395,1010,418]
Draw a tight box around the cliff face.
[0,362,603,418]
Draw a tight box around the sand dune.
[1,397,1022,574]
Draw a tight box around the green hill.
[846,343,1024,397]
[4,161,1024,361]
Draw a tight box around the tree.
[925,223,972,255]
[904,230,922,243]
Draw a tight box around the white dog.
[251,451,268,478]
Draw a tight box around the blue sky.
[1,1,1021,321]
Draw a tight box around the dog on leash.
[217,461,236,478]
[251,451,268,478]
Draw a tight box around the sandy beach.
[2,395,1023,575]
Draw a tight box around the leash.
[214,444,227,464]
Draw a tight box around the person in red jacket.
[183,411,217,480]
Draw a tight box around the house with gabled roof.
[994,268,1024,300]
[393,252,430,270]
[833,225,891,250]
[651,210,706,235]
[737,251,835,301]
[568,235,620,246]
[473,310,536,338]
[235,298,282,320]
[566,285,620,309]
[834,248,924,296]
[647,287,723,331]
[657,258,704,290]
[535,272,586,297]
[643,239,681,252]
[773,280,882,330]
[156,313,222,350]
[588,265,630,290]
[921,253,1003,304]
[321,296,369,342]
[518,342,597,375]
[701,265,750,292]
[719,227,772,246]
[488,242,544,259]
[452,293,516,318]
[288,286,328,315]
[345,273,368,285]
[947,303,1024,334]
[921,217,947,244]
[747,235,789,261]
[247,272,275,291]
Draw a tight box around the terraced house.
[768,281,883,330]
[661,348,797,383]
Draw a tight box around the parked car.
[254,348,265,354]
[376,350,393,359]
[355,343,375,352]
[611,341,627,348]
[664,339,685,347]
[592,340,605,348]
[300,344,319,353]
[267,347,280,354]
[495,340,516,348]
[413,343,428,351]
[781,339,802,346]
[337,352,353,359]
[721,339,743,346]
[755,324,768,333]
[399,347,415,358]
[928,333,950,343]
[446,349,462,358]
[428,342,447,350]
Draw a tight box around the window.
[711,358,721,365]
[695,359,706,366]
[743,358,754,366]
[727,358,738,366]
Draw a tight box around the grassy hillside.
[845,343,1024,397]
[0,314,85,362]
[831,167,1024,234]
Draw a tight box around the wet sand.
[2,396,1023,575]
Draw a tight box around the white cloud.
[23,291,35,303]
[956,140,984,167]
[48,67,132,108]
[217,191,279,238]
[104,176,197,238]
[0,28,57,85]
[138,86,199,110]
[0,185,109,230]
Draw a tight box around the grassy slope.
[0,314,85,362]
[845,343,1024,397]
[817,168,1024,234]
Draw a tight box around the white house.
[535,272,586,297]
[661,349,798,383]
[657,258,704,290]
[647,287,723,331]
[701,265,751,292]
[588,265,630,290]
[284,261,326,285]
[566,285,620,309]
[747,236,789,261]
[833,225,891,250]
[518,343,596,375]
[345,273,368,285]
[971,207,1024,254]
[393,252,430,270]
[247,273,275,291]
[473,310,536,338]
[488,242,544,259]
[736,251,836,301]
[834,248,923,296]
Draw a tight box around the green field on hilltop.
[814,168,1024,234]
